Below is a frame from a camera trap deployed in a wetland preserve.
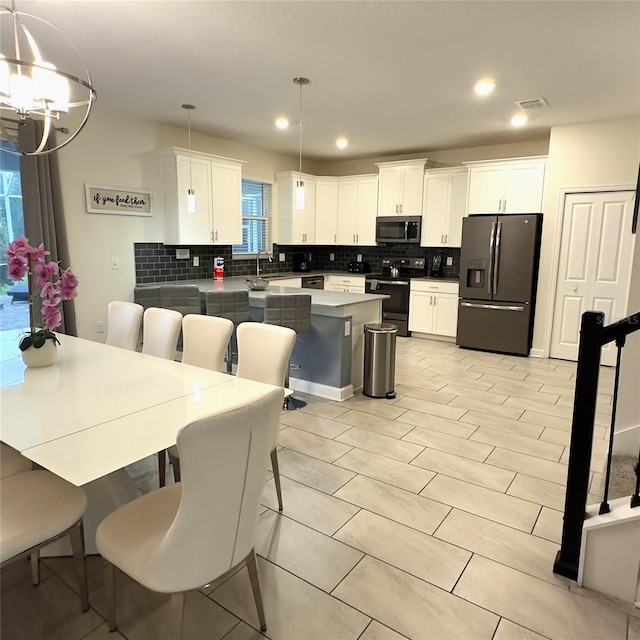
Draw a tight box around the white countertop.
[144,277,389,310]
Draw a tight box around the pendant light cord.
[188,107,193,192]
[298,80,303,179]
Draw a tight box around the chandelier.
[0,2,96,155]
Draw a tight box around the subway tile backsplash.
[134,243,460,283]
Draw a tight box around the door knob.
[572,287,577,292]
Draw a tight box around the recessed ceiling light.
[275,117,289,129]
[336,137,348,149]
[474,80,496,96]
[511,113,528,127]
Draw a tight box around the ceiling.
[7,0,640,161]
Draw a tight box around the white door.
[401,166,425,215]
[422,175,448,246]
[433,294,459,337]
[550,191,635,366]
[356,177,378,245]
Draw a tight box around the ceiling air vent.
[515,98,549,112]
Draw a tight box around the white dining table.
[0,329,280,552]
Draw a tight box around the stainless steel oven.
[366,277,411,336]
[365,257,426,337]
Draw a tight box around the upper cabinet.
[277,172,377,246]
[421,167,468,248]
[315,178,339,245]
[465,156,547,215]
[336,175,378,246]
[376,158,428,216]
[276,172,317,244]
[147,148,244,245]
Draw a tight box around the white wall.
[535,116,640,454]
[55,106,308,340]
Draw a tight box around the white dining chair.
[141,307,183,486]
[141,307,182,360]
[105,301,143,351]
[0,470,89,613]
[181,314,234,372]
[0,443,32,479]
[165,314,235,485]
[236,322,296,511]
[95,387,284,638]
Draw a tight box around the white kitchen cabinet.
[315,179,339,245]
[336,175,378,246]
[375,159,428,216]
[276,172,317,244]
[324,274,365,293]
[155,148,244,245]
[356,176,379,245]
[465,157,546,214]
[336,180,358,245]
[409,280,459,337]
[421,167,468,247]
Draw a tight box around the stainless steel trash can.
[362,323,398,399]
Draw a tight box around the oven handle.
[366,280,410,290]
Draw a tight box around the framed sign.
[85,184,153,217]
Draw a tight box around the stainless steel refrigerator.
[457,213,542,356]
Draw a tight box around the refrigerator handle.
[493,221,502,296]
[488,221,497,295]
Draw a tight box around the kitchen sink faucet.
[257,250,273,276]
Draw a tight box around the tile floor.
[2,337,639,640]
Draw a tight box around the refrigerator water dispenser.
[465,259,486,288]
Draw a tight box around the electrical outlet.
[329,253,335,261]
[111,257,119,270]
[357,254,363,262]
[279,253,285,262]
[193,256,200,267]
[344,320,351,337]
[96,320,104,333]
[446,256,453,266]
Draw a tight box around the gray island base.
[147,278,388,401]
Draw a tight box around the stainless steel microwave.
[376,216,422,244]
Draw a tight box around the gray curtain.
[19,120,77,336]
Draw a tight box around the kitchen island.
[139,278,388,401]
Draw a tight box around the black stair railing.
[553,310,640,581]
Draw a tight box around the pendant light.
[293,77,309,211]
[182,103,196,214]
[0,1,96,156]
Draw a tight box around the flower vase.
[21,339,57,368]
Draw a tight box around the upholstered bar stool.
[160,285,202,315]
[205,290,250,373]
[134,285,161,310]
[263,294,312,410]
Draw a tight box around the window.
[0,145,25,289]
[233,179,272,256]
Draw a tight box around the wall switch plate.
[111,257,119,270]
[330,253,335,261]
[357,254,363,262]
[96,320,104,333]
[446,256,453,266]
[193,256,200,267]
[175,249,190,259]
[344,320,351,336]
[279,253,285,262]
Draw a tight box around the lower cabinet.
[324,275,365,293]
[409,281,459,337]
